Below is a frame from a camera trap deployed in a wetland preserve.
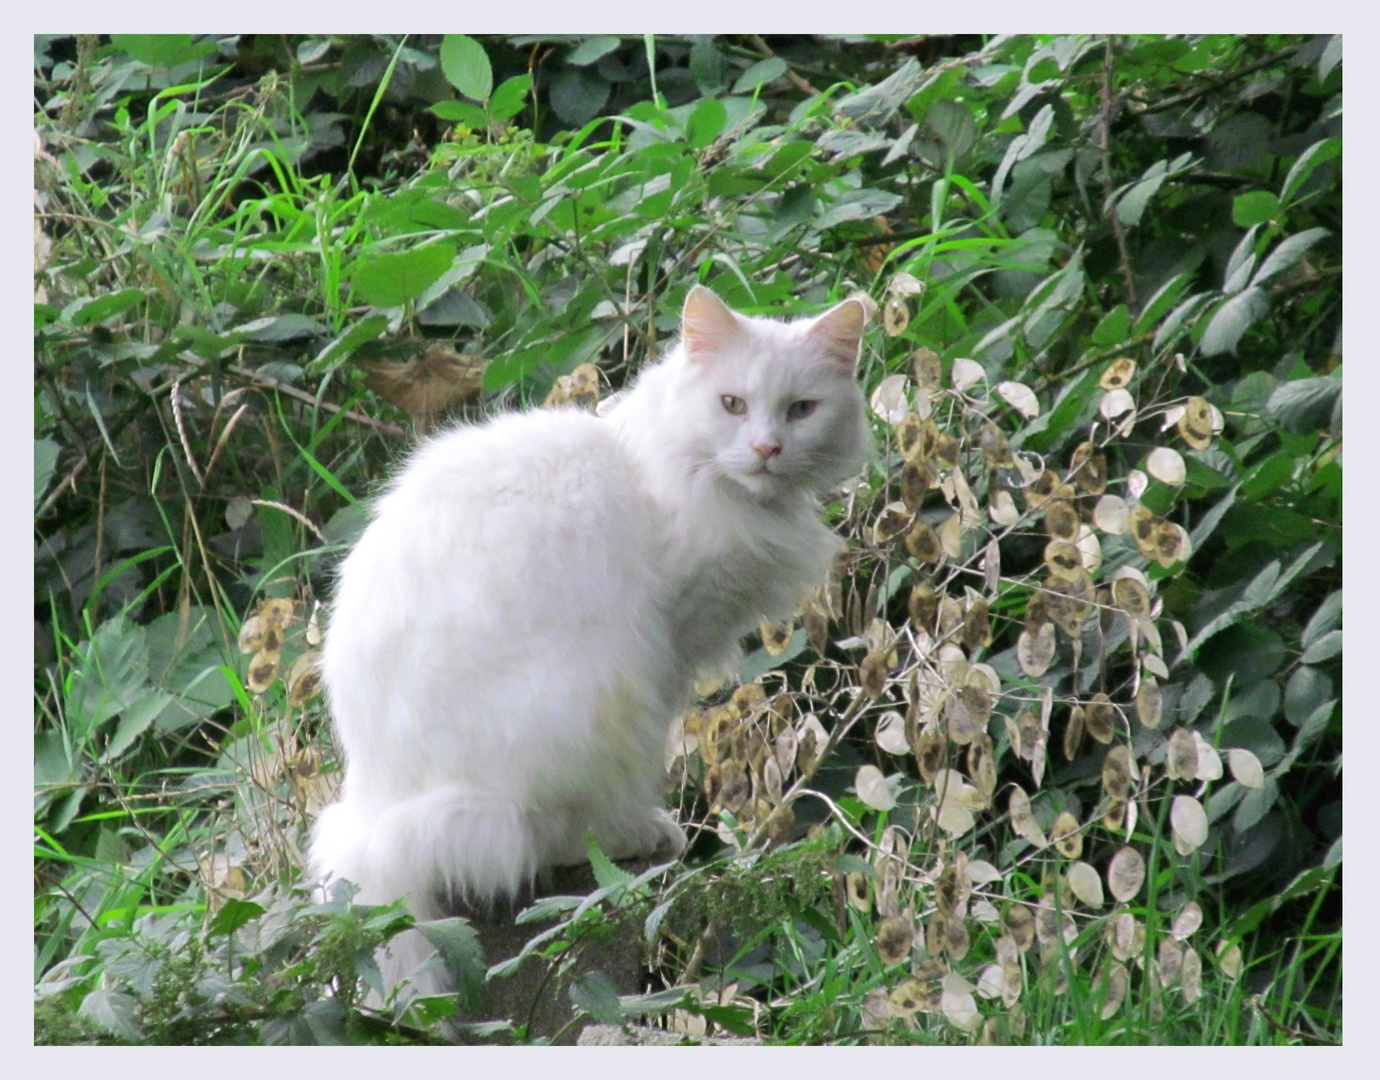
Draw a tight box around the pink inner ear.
[808,299,866,367]
[682,285,741,360]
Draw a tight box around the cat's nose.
[752,441,781,460]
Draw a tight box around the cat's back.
[337,406,652,603]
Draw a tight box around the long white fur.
[309,286,870,997]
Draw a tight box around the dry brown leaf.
[362,343,488,421]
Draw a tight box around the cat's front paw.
[645,810,687,861]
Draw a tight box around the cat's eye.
[721,395,747,416]
[787,400,819,421]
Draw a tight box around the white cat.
[309,285,870,995]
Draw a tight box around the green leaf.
[586,834,636,889]
[67,615,150,738]
[353,241,457,308]
[1199,287,1268,356]
[430,100,488,127]
[416,916,486,1007]
[1251,227,1329,287]
[207,898,266,937]
[489,74,533,121]
[732,57,787,94]
[1285,665,1333,726]
[1091,304,1130,346]
[1299,629,1341,665]
[1280,138,1341,205]
[1267,374,1341,434]
[35,437,60,512]
[309,315,390,375]
[570,971,626,1025]
[1318,34,1342,82]
[1186,542,1324,657]
[78,987,144,1043]
[102,690,170,761]
[567,35,621,66]
[440,34,492,101]
[1233,776,1278,832]
[1301,591,1342,649]
[69,289,147,327]
[686,98,728,150]
[110,34,213,70]
[1233,191,1279,227]
[550,67,611,126]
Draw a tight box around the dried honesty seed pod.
[1146,446,1186,486]
[1024,590,1050,631]
[1085,693,1116,744]
[870,374,910,424]
[860,652,890,700]
[286,650,324,706]
[1026,469,1061,509]
[989,488,1021,526]
[1178,395,1215,450]
[1100,388,1136,423]
[1130,504,1160,558]
[1045,574,1096,639]
[1044,539,1084,581]
[873,501,913,544]
[962,599,992,651]
[915,728,946,783]
[1102,744,1136,802]
[1100,357,1137,391]
[1107,846,1146,902]
[1181,947,1203,1004]
[895,412,924,460]
[1069,441,1108,495]
[760,618,794,656]
[900,460,934,511]
[1009,785,1047,847]
[1017,623,1057,678]
[1226,747,1264,789]
[951,357,986,392]
[1094,493,1131,535]
[1063,705,1086,761]
[876,914,915,966]
[1076,526,1103,576]
[1067,861,1104,907]
[904,520,943,563]
[980,422,1015,468]
[1171,794,1208,855]
[247,648,281,694]
[1136,675,1164,729]
[1166,727,1200,781]
[1044,499,1080,541]
[883,296,910,336]
[1052,810,1083,859]
[932,431,960,471]
[997,380,1040,419]
[908,580,939,631]
[912,347,943,390]
[1098,961,1130,1020]
[1111,576,1151,618]
[1006,903,1036,952]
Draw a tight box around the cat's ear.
[682,285,741,361]
[807,297,869,371]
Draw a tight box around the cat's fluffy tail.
[309,785,538,995]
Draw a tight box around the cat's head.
[671,285,871,501]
